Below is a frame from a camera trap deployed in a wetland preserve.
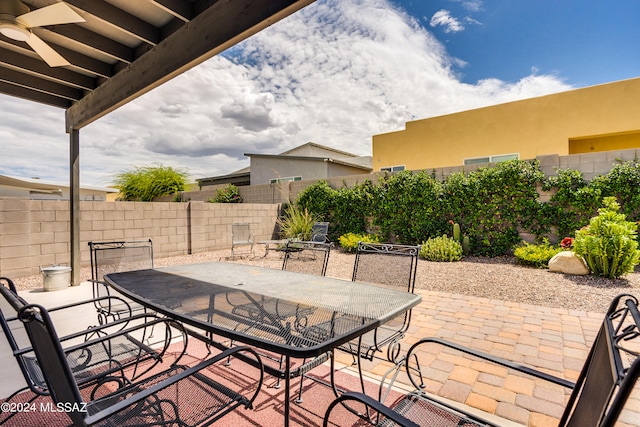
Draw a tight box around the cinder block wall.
[258,149,640,202]
[0,200,281,279]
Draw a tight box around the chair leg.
[296,358,308,403]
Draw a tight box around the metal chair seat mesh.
[87,365,249,426]
[380,393,487,427]
[22,334,158,390]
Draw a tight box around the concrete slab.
[0,282,98,399]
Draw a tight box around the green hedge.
[296,159,640,257]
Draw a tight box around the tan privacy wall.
[0,199,281,279]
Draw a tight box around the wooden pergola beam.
[65,0,314,130]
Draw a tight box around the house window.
[269,176,302,184]
[380,165,406,172]
[464,153,519,165]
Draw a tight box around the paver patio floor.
[2,280,639,426]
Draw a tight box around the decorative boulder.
[548,251,590,275]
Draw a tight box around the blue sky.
[400,0,640,87]
[0,0,638,187]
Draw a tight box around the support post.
[70,128,81,285]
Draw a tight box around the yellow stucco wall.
[372,77,640,171]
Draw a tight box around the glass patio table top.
[104,262,421,359]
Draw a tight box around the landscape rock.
[548,251,590,275]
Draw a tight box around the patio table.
[257,238,288,257]
[104,261,421,426]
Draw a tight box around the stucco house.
[0,175,118,201]
[372,77,640,172]
[198,142,372,187]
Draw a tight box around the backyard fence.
[0,199,281,279]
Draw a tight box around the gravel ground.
[11,248,640,314]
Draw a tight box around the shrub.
[542,168,601,238]
[374,170,444,244]
[277,205,319,240]
[291,160,640,257]
[296,180,335,219]
[208,184,242,203]
[513,239,563,268]
[113,164,188,201]
[420,236,463,262]
[338,233,380,253]
[573,197,640,278]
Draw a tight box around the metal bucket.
[40,265,71,292]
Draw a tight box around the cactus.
[453,222,461,241]
[462,235,470,254]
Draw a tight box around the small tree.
[113,164,188,201]
[208,184,242,203]
[573,197,640,278]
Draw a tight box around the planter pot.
[40,266,71,291]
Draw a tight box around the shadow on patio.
[2,261,639,426]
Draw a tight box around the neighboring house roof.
[0,175,118,199]
[197,142,371,186]
[243,153,372,171]
[277,142,362,159]
[196,170,251,187]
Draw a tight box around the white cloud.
[0,0,570,186]
[460,0,484,13]
[430,9,465,33]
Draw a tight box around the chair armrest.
[323,391,420,427]
[50,294,135,315]
[14,314,187,363]
[68,315,184,350]
[5,295,137,323]
[406,337,575,390]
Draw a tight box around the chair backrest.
[88,240,153,304]
[89,240,154,283]
[18,302,87,426]
[0,278,55,395]
[311,222,330,243]
[560,293,640,427]
[352,242,420,292]
[232,223,253,244]
[282,241,331,276]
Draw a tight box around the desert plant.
[277,205,319,240]
[573,197,640,278]
[513,239,563,268]
[462,235,470,254]
[420,236,463,262]
[208,184,242,203]
[113,164,188,201]
[338,233,380,253]
[452,222,461,241]
[450,221,471,253]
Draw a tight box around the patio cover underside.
[0,0,315,284]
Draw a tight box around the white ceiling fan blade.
[26,32,69,67]
[17,3,84,28]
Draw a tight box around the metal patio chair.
[0,277,184,424]
[341,242,420,363]
[231,241,331,321]
[324,293,640,427]
[282,240,331,276]
[298,242,419,401]
[11,298,264,426]
[88,240,154,324]
[231,223,255,259]
[227,241,332,401]
[311,221,330,243]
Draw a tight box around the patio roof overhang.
[0,0,316,283]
